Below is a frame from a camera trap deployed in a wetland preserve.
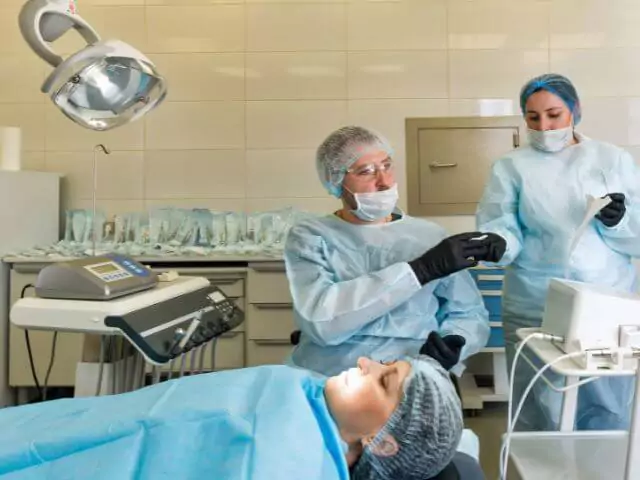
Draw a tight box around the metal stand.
[509,328,640,480]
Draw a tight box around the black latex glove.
[408,232,490,285]
[478,233,507,263]
[420,332,467,371]
[596,193,626,227]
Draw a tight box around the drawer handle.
[253,303,293,310]
[429,161,458,169]
[478,275,504,282]
[206,279,242,286]
[254,339,292,346]
[220,331,241,339]
[482,291,502,297]
[250,263,286,273]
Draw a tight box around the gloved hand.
[408,231,490,285]
[420,331,467,371]
[479,233,507,263]
[596,193,626,227]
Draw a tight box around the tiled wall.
[2,0,640,231]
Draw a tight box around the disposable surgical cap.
[316,126,394,198]
[351,355,464,480]
[519,73,582,125]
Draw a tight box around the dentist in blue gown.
[284,126,505,378]
[477,73,640,431]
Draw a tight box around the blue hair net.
[351,355,463,480]
[316,126,394,198]
[519,73,582,125]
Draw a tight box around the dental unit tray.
[11,276,245,365]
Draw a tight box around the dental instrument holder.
[104,284,242,365]
[512,328,640,480]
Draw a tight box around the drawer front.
[476,277,504,291]
[155,332,245,372]
[248,268,292,304]
[471,268,504,291]
[247,304,295,341]
[486,325,505,348]
[482,291,502,320]
[246,340,293,367]
[152,268,245,298]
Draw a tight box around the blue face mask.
[350,184,399,222]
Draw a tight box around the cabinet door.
[406,117,521,215]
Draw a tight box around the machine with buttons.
[104,284,244,365]
[35,254,158,300]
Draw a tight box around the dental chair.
[289,330,486,480]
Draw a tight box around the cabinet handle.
[220,331,241,339]
[429,161,458,169]
[206,278,241,286]
[249,263,285,273]
[253,303,293,310]
[478,275,504,282]
[253,339,292,346]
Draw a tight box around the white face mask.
[350,184,399,222]
[527,127,574,153]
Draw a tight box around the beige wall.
[2,0,640,227]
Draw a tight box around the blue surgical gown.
[477,133,640,431]
[0,366,350,480]
[283,210,490,377]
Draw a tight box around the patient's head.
[324,355,463,480]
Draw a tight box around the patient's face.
[324,357,412,441]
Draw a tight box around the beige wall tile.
[247,100,347,149]
[45,151,144,200]
[71,200,146,219]
[53,7,147,55]
[551,0,640,49]
[0,8,32,55]
[246,149,326,198]
[22,151,46,172]
[448,0,549,50]
[246,53,347,100]
[45,105,144,152]
[145,149,246,198]
[147,6,245,53]
[145,102,245,150]
[449,50,549,99]
[247,4,346,51]
[245,197,340,214]
[348,51,447,99]
[551,49,640,97]
[0,56,46,104]
[145,198,247,212]
[147,0,241,4]
[348,1,447,50]
[148,54,245,101]
[448,99,520,117]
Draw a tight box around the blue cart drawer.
[487,325,505,348]
[471,268,504,290]
[482,291,502,319]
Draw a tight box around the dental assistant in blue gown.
[283,126,505,378]
[476,73,640,431]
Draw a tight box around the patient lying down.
[0,355,463,480]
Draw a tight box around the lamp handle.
[19,0,101,67]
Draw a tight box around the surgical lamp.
[19,0,167,131]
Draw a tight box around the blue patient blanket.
[0,365,350,480]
